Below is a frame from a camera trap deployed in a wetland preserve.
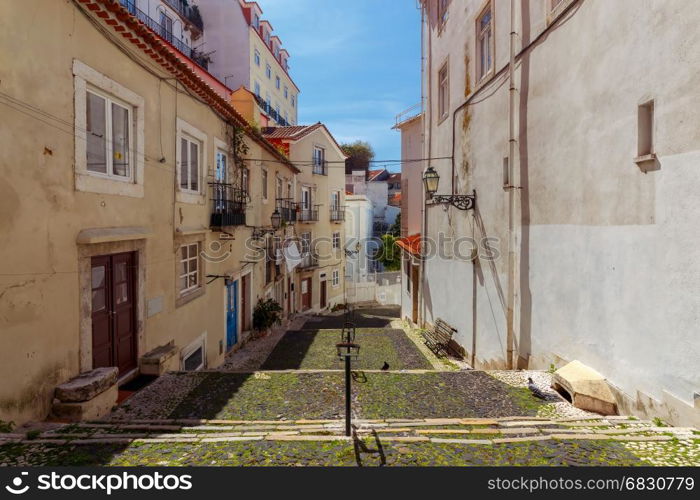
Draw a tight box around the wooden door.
[241,274,249,331]
[301,278,312,310]
[91,252,137,375]
[226,280,238,351]
[320,280,327,309]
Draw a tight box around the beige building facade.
[0,0,298,425]
[417,0,700,425]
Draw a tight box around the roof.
[262,123,347,157]
[388,173,401,182]
[397,234,422,257]
[388,193,402,207]
[79,0,299,175]
[367,169,386,181]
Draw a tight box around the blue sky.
[259,0,422,172]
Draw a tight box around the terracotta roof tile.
[397,234,422,257]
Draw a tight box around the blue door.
[226,280,238,350]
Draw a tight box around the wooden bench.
[423,319,458,357]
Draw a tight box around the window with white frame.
[331,190,340,210]
[438,61,449,120]
[85,88,133,180]
[254,81,261,96]
[266,63,272,79]
[276,177,283,200]
[301,187,310,209]
[262,169,268,199]
[179,242,201,295]
[332,232,341,249]
[477,4,494,81]
[275,76,281,89]
[242,168,250,193]
[181,334,205,371]
[291,95,296,108]
[253,13,260,29]
[254,49,261,66]
[179,134,201,193]
[332,269,340,287]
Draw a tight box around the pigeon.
[527,377,547,399]
[381,362,390,371]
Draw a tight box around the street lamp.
[270,208,282,229]
[422,166,476,211]
[336,323,359,437]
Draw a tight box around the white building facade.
[417,0,700,426]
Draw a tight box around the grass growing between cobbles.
[260,329,432,371]
[0,439,658,466]
[108,371,547,421]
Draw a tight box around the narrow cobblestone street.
[1,306,697,466]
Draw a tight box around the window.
[438,61,449,120]
[265,237,275,284]
[266,63,272,79]
[438,0,450,28]
[276,177,283,199]
[284,86,288,99]
[477,4,494,81]
[73,60,145,198]
[274,45,280,58]
[301,187,310,209]
[332,269,340,287]
[85,88,133,180]
[241,168,250,193]
[179,243,201,295]
[265,31,271,45]
[284,111,288,123]
[254,81,261,97]
[182,335,205,371]
[331,190,340,210]
[637,100,655,158]
[253,13,260,29]
[159,11,173,43]
[254,49,261,66]
[262,169,268,199]
[313,146,325,165]
[333,232,341,249]
[265,93,271,107]
[291,95,296,108]
[179,135,201,193]
[275,75,280,89]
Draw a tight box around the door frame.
[222,267,253,349]
[78,238,146,375]
[225,279,239,351]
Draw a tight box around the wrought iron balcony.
[313,160,328,175]
[276,198,297,224]
[298,206,320,223]
[330,206,346,222]
[254,96,290,126]
[210,182,246,228]
[299,252,319,269]
[119,0,207,69]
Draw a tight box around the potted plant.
[252,298,283,338]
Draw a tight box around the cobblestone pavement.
[102,371,547,421]
[1,417,697,466]
[260,329,432,370]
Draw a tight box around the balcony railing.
[119,0,207,69]
[276,198,297,224]
[330,206,346,222]
[210,182,246,228]
[255,96,290,126]
[312,160,328,175]
[298,206,319,223]
[299,252,319,269]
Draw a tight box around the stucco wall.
[421,0,700,424]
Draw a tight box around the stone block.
[55,367,118,403]
[139,342,178,376]
[552,360,618,415]
[52,384,118,422]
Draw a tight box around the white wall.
[421,0,700,424]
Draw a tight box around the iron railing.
[119,0,207,69]
[330,206,346,222]
[255,96,290,126]
[276,198,297,224]
[298,206,320,223]
[312,160,328,175]
[299,252,319,269]
[210,182,246,228]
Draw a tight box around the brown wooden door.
[301,277,312,310]
[241,274,249,330]
[91,252,137,375]
[320,280,327,309]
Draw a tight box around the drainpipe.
[419,1,430,328]
[505,0,517,370]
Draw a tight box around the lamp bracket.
[429,190,476,211]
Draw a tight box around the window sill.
[437,112,450,126]
[176,190,206,205]
[76,172,144,198]
[175,286,205,308]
